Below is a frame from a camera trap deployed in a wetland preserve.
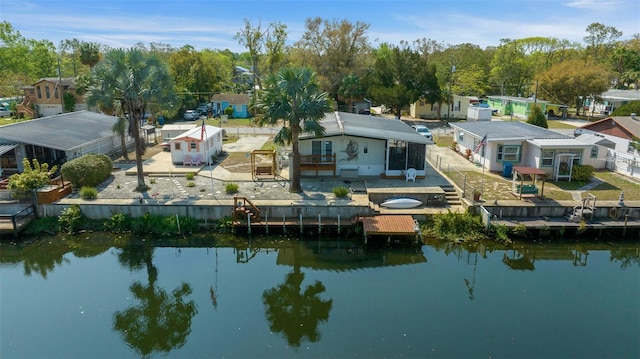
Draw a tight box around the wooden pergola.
[250,149,277,180]
[512,166,547,200]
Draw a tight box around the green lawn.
[588,171,640,200]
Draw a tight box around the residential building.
[297,112,432,178]
[410,95,480,119]
[210,93,250,118]
[17,77,86,118]
[486,96,548,120]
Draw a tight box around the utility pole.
[448,55,455,118]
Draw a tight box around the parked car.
[0,106,13,118]
[183,110,199,121]
[196,103,211,116]
[411,124,433,141]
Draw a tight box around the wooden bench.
[255,166,273,176]
[516,184,538,195]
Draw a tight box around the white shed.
[467,107,492,121]
[170,125,223,166]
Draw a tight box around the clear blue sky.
[2,0,639,52]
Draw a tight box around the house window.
[541,150,555,167]
[324,141,332,161]
[457,131,464,142]
[190,142,197,150]
[363,142,368,154]
[175,143,181,150]
[54,87,59,99]
[454,101,460,111]
[567,149,582,165]
[37,87,42,99]
[388,139,406,170]
[590,146,598,158]
[419,100,425,106]
[496,145,521,162]
[45,85,50,99]
[312,140,333,162]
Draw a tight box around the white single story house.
[410,95,480,119]
[0,111,128,178]
[170,125,223,166]
[449,121,604,180]
[160,123,198,142]
[297,112,432,178]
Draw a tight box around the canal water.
[1,234,638,358]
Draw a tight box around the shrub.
[225,183,239,194]
[187,182,196,187]
[79,186,98,200]
[58,204,86,234]
[185,172,195,180]
[8,158,57,199]
[61,153,112,188]
[571,165,594,181]
[332,186,350,198]
[426,210,486,242]
[103,212,132,233]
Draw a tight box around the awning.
[0,143,18,156]
[512,166,546,176]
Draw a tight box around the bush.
[185,172,195,180]
[103,212,132,233]
[225,183,239,194]
[58,204,86,234]
[426,210,486,242]
[332,186,350,198]
[571,165,594,181]
[8,158,57,199]
[61,153,112,188]
[79,186,98,200]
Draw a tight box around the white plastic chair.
[184,154,192,166]
[405,168,417,182]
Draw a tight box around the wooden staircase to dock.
[232,196,261,224]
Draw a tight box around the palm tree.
[254,67,331,193]
[87,48,177,191]
[111,116,129,161]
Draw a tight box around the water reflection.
[112,243,197,358]
[262,243,333,348]
[1,235,639,358]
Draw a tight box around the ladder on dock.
[568,193,596,222]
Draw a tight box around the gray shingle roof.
[0,111,119,151]
[450,121,571,141]
[300,112,431,144]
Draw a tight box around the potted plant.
[473,190,482,201]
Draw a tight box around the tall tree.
[337,74,364,112]
[169,45,220,106]
[234,18,266,90]
[535,59,610,115]
[367,43,428,119]
[490,38,534,96]
[584,22,623,61]
[264,22,289,75]
[87,48,177,191]
[292,17,371,99]
[78,41,101,68]
[254,67,331,193]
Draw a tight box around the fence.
[427,148,481,203]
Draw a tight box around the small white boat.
[380,197,423,209]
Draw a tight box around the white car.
[0,106,13,118]
[411,124,433,141]
[183,110,199,121]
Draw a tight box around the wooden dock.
[0,205,36,239]
[360,215,421,244]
